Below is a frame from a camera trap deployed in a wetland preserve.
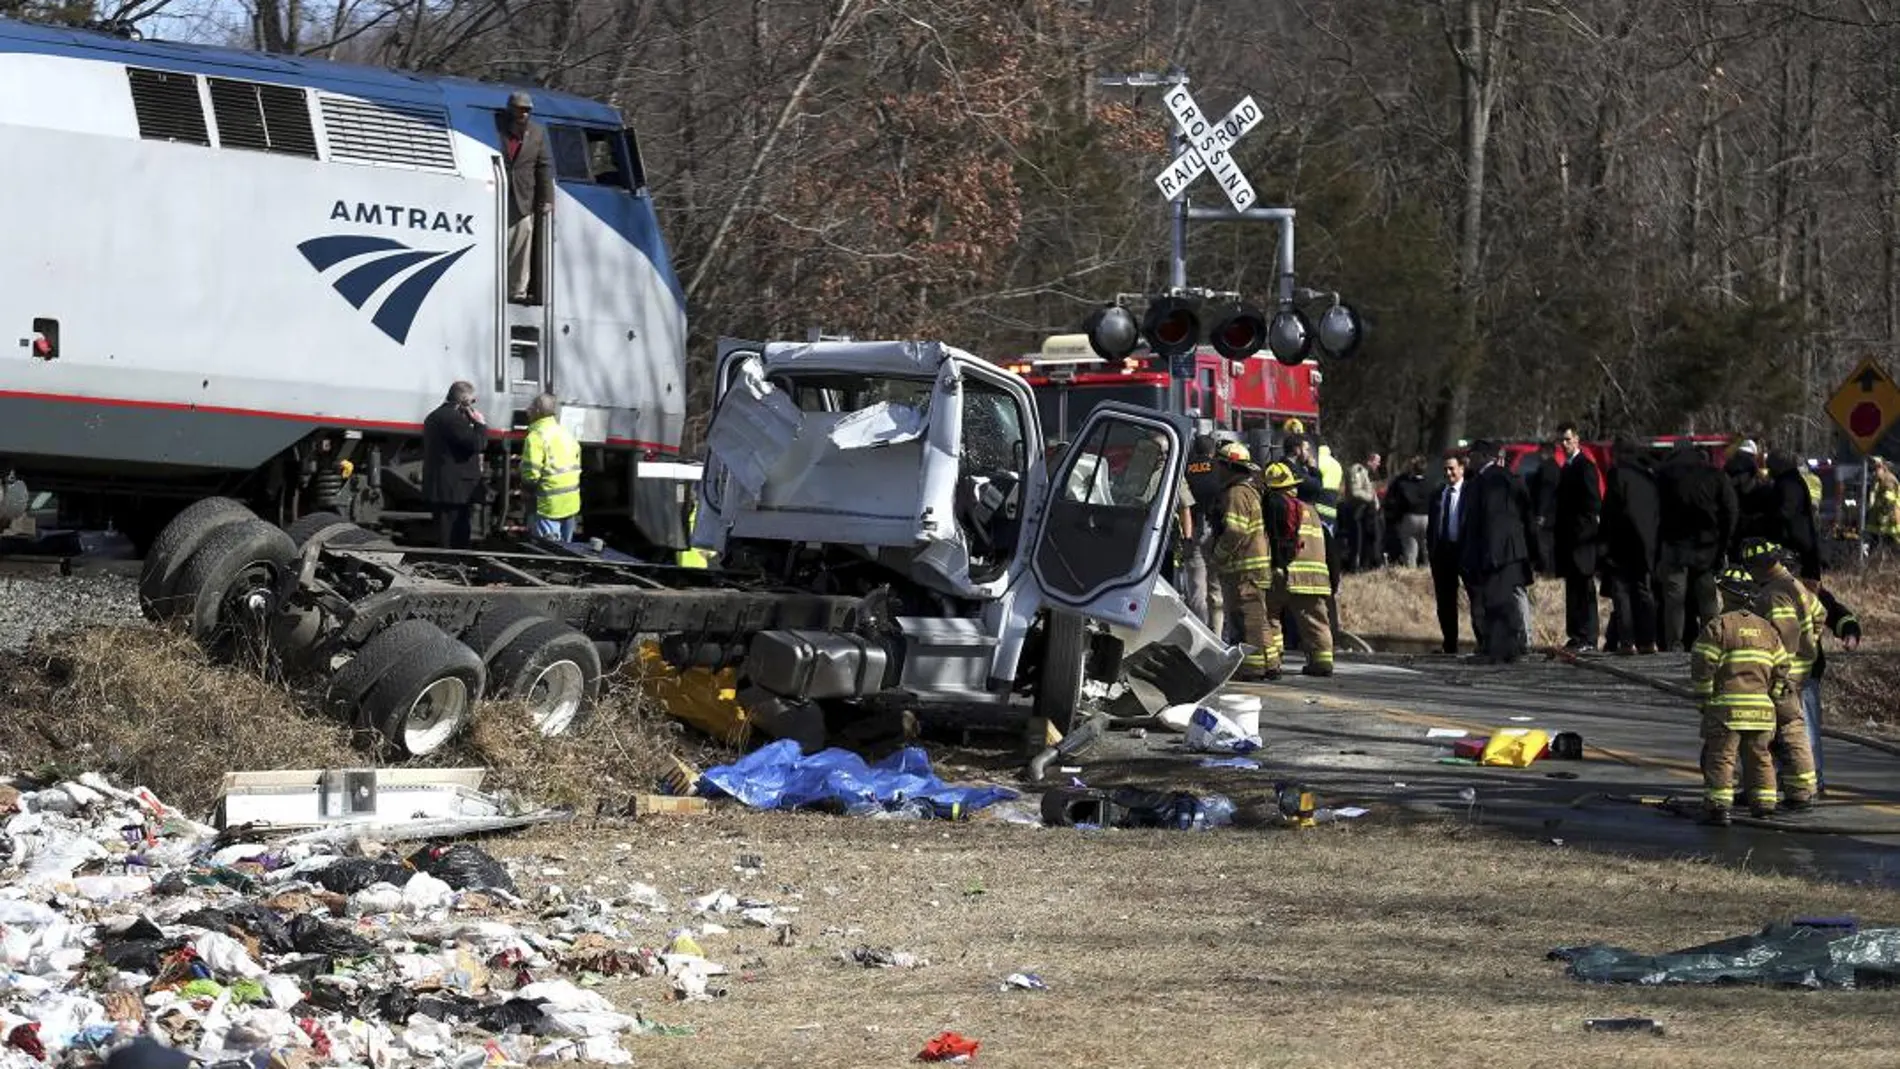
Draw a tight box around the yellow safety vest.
[1871,474,1900,537]
[1286,501,1332,595]
[1801,471,1822,510]
[677,495,710,568]
[521,416,582,520]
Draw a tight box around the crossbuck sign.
[1152,86,1263,212]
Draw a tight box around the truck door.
[691,339,770,552]
[1023,402,1188,629]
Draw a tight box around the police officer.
[1691,566,1793,825]
[1739,537,1822,806]
[1180,433,1225,629]
[1265,461,1335,677]
[1211,442,1276,680]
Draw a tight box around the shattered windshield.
[771,374,934,416]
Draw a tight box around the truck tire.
[358,626,484,757]
[325,618,443,718]
[464,603,547,666]
[284,511,349,549]
[171,519,298,659]
[1034,610,1089,736]
[139,497,254,621]
[488,619,601,737]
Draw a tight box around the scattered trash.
[1508,715,1535,722]
[1552,922,1900,987]
[1155,703,1196,733]
[1000,972,1047,991]
[1583,1017,1665,1035]
[847,946,928,969]
[1480,728,1549,768]
[623,794,713,817]
[918,1030,981,1062]
[1425,728,1468,739]
[1185,706,1262,755]
[1129,728,1148,740]
[0,770,721,1066]
[1040,787,1234,830]
[1196,757,1261,770]
[700,740,1017,818]
[1315,807,1369,822]
[1549,731,1585,760]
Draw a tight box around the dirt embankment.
[0,625,719,819]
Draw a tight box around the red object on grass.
[918,1031,981,1062]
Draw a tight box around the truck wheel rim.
[527,660,586,736]
[404,677,469,754]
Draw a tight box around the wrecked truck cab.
[692,337,1240,742]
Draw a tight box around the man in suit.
[1601,435,1662,654]
[1553,423,1602,651]
[422,381,489,549]
[498,91,554,303]
[1426,452,1472,654]
[1459,440,1538,663]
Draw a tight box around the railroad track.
[0,554,143,579]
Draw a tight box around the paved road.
[1082,649,1900,887]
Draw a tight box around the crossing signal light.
[1209,303,1267,360]
[1316,302,1366,360]
[1266,305,1314,366]
[1081,305,1140,360]
[1142,296,1202,358]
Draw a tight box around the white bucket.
[1216,694,1262,738]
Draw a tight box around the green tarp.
[1551,923,1900,989]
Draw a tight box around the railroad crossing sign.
[1826,358,1900,455]
[1151,85,1263,212]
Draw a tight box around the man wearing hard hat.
[1264,459,1335,676]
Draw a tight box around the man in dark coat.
[1553,423,1602,651]
[422,381,489,549]
[1600,436,1661,653]
[1425,452,1473,654]
[1656,444,1739,650]
[1459,441,1537,663]
[1524,443,1560,577]
[1765,450,1822,581]
[1384,456,1433,567]
[1725,440,1773,553]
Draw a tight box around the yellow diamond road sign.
[1828,359,1900,456]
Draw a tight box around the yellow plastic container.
[1479,728,1549,768]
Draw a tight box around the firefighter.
[1739,537,1821,807]
[1210,442,1277,681]
[1315,442,1346,633]
[1869,458,1900,549]
[1265,461,1335,677]
[1691,566,1793,825]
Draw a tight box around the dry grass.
[0,625,721,820]
[1337,565,1568,649]
[476,812,1900,1069]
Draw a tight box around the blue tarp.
[698,740,1019,817]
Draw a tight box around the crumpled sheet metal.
[1551,923,1900,989]
[0,772,706,1067]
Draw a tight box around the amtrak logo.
[297,235,472,345]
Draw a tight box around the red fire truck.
[1005,335,1322,443]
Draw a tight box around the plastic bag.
[179,903,295,955]
[1480,728,1549,768]
[402,871,455,913]
[408,843,516,894]
[312,858,412,895]
[1185,706,1262,754]
[289,913,377,958]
